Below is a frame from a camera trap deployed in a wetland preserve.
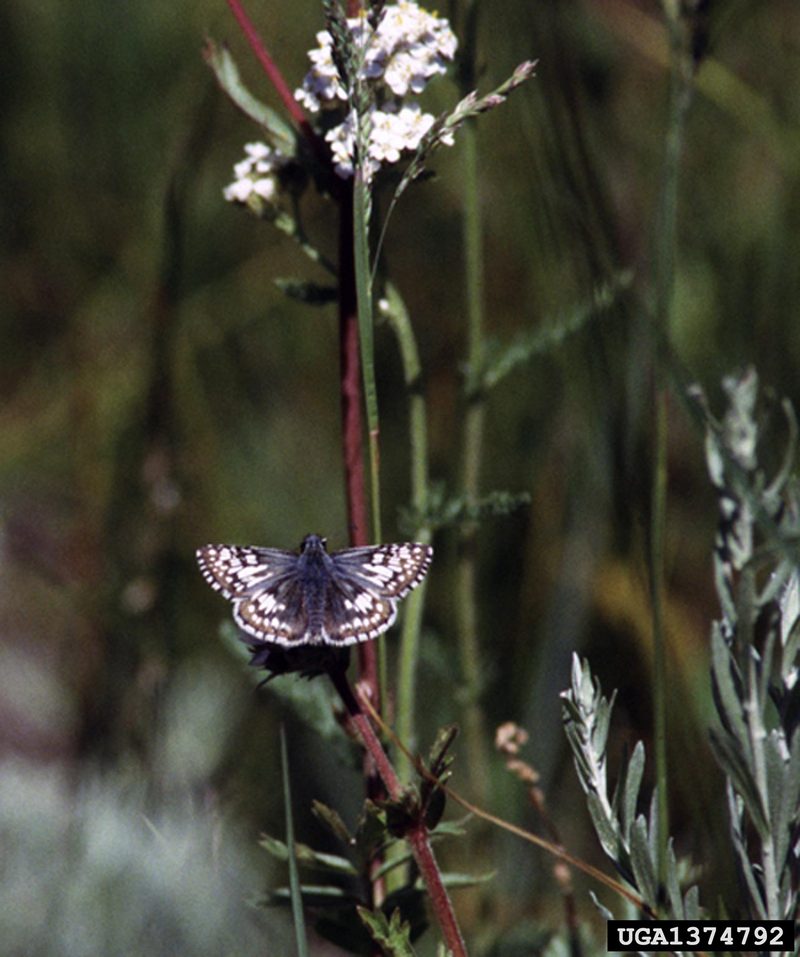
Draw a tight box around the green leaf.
[585,792,620,861]
[710,631,751,758]
[430,819,469,838]
[646,791,660,861]
[621,742,645,842]
[629,815,658,907]
[592,692,615,763]
[382,886,429,943]
[268,884,358,907]
[480,272,632,391]
[709,727,769,837]
[726,784,767,919]
[357,907,417,957]
[772,729,800,868]
[426,723,459,776]
[354,800,389,863]
[311,800,353,846]
[588,891,616,921]
[664,840,684,919]
[399,485,530,534]
[683,883,702,921]
[374,847,414,881]
[259,834,358,875]
[780,568,800,658]
[203,38,295,153]
[424,870,496,890]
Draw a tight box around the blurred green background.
[2,0,799,952]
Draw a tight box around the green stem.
[650,386,669,879]
[352,170,386,696]
[381,284,431,776]
[280,724,310,957]
[455,117,491,804]
[650,5,693,887]
[352,173,381,539]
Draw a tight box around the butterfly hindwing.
[233,574,309,645]
[321,572,398,645]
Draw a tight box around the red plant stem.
[337,183,380,703]
[406,822,468,957]
[331,666,401,795]
[329,668,469,957]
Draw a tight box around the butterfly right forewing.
[330,543,432,599]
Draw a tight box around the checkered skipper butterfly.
[196,534,432,647]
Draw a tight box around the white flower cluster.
[223,142,286,207]
[295,1,457,180]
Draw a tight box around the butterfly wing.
[330,543,433,599]
[196,545,297,599]
[233,574,311,645]
[314,542,432,645]
[197,540,433,648]
[320,571,398,644]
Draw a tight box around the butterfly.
[196,534,432,647]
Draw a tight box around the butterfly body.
[197,534,432,647]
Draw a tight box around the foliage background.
[1,0,798,951]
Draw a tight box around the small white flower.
[252,177,278,200]
[224,141,287,208]
[223,178,254,202]
[325,112,357,179]
[368,111,405,164]
[383,51,430,97]
[293,2,458,180]
[296,1,457,115]
[244,142,271,160]
[394,103,436,149]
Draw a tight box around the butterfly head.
[300,534,328,554]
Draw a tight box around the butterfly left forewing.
[196,545,297,599]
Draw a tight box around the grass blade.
[281,723,310,957]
